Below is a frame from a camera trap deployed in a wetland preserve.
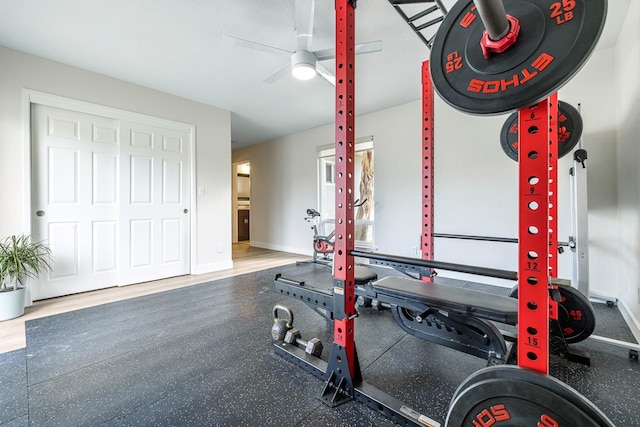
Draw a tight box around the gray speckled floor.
[1,263,638,426]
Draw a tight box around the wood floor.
[0,242,304,355]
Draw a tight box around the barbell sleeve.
[473,0,510,40]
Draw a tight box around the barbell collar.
[473,0,510,40]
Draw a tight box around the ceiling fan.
[226,0,383,86]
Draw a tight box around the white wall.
[0,46,233,277]
[557,47,619,300]
[615,1,640,334]
[232,125,329,254]
[233,48,619,296]
[232,102,426,258]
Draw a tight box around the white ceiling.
[0,0,629,149]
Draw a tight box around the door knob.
[36,210,45,217]
[183,209,188,213]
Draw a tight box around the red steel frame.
[420,62,559,374]
[548,95,560,333]
[548,95,559,279]
[517,93,558,374]
[421,60,435,283]
[336,0,562,383]
[332,0,358,379]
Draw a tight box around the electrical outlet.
[217,244,223,253]
[411,246,418,256]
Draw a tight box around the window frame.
[317,136,375,249]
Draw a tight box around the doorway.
[233,162,251,244]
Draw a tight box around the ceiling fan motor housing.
[291,50,317,80]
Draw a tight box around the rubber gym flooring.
[1,262,638,426]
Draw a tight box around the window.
[318,136,375,248]
[325,162,335,184]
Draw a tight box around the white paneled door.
[118,121,191,286]
[31,104,191,300]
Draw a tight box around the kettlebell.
[271,304,294,341]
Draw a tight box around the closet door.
[118,121,191,286]
[31,104,192,300]
[31,104,120,299]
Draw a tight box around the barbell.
[430,0,607,115]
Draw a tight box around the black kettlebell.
[271,304,294,341]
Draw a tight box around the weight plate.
[447,377,609,426]
[509,285,595,343]
[430,0,607,115]
[500,101,583,161]
[448,366,615,426]
[556,285,596,343]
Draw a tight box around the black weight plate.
[448,365,615,426]
[430,0,607,115]
[447,379,598,426]
[509,285,596,343]
[556,285,596,343]
[500,101,583,161]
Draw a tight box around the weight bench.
[363,276,517,364]
[366,276,517,324]
[354,265,379,284]
[275,265,378,321]
[275,270,590,365]
[275,271,514,364]
[362,276,590,365]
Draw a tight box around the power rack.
[271,0,615,425]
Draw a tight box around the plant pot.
[0,287,26,321]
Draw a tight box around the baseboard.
[250,241,310,256]
[617,300,640,343]
[192,260,234,275]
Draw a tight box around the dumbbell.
[356,295,388,311]
[283,328,323,357]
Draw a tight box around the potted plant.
[0,235,52,321]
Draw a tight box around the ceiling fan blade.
[355,40,383,55]
[315,62,336,86]
[225,35,292,57]
[313,47,335,61]
[314,40,383,61]
[295,0,315,51]
[263,63,291,84]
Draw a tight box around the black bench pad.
[328,263,378,285]
[354,265,378,285]
[372,276,517,324]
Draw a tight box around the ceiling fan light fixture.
[291,50,317,80]
[292,63,316,80]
